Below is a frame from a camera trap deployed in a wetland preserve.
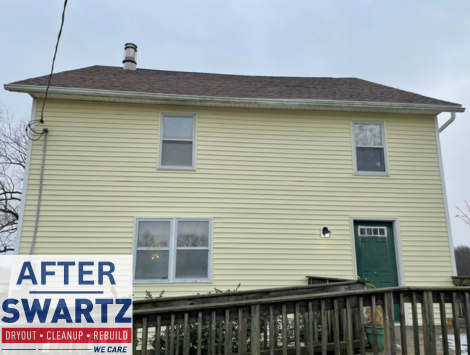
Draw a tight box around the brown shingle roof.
[8,65,461,107]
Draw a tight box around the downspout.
[29,129,49,255]
[439,112,456,133]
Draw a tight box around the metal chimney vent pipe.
[123,43,137,70]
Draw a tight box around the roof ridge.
[93,65,346,79]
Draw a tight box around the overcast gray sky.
[1,0,469,246]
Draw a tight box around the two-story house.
[4,44,465,299]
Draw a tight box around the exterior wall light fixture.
[321,227,331,238]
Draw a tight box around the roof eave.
[4,84,465,115]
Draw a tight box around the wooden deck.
[132,282,470,355]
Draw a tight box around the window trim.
[351,120,389,176]
[133,218,212,283]
[358,225,388,237]
[158,113,197,170]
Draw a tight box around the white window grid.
[358,226,388,237]
[352,120,389,176]
[158,113,196,170]
[133,218,212,283]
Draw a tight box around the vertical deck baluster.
[175,324,180,355]
[308,302,314,355]
[273,314,278,351]
[164,326,169,355]
[384,292,396,355]
[141,317,148,355]
[183,313,190,355]
[304,312,309,346]
[451,292,461,355]
[242,319,248,354]
[238,308,246,355]
[399,293,408,355]
[294,303,300,355]
[411,292,420,355]
[155,317,161,355]
[170,315,175,355]
[133,327,138,355]
[333,299,340,355]
[251,305,261,355]
[346,298,354,355]
[314,309,319,344]
[211,311,216,355]
[263,316,268,350]
[371,295,378,355]
[238,309,243,355]
[225,309,232,355]
[439,292,449,355]
[165,327,169,355]
[269,306,275,355]
[464,292,470,355]
[218,321,222,355]
[353,307,359,345]
[358,297,366,355]
[327,309,333,345]
[197,312,202,355]
[321,300,327,355]
[282,304,288,355]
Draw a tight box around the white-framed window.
[358,226,388,237]
[159,114,196,169]
[133,218,211,283]
[352,121,388,175]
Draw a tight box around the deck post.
[251,304,261,355]
[422,291,436,355]
[384,292,396,355]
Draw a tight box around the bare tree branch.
[456,201,470,229]
[0,106,28,254]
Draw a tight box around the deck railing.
[306,276,363,285]
[133,285,470,355]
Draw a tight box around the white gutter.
[439,112,456,133]
[4,84,465,115]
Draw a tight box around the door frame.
[350,217,405,287]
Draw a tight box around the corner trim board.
[434,115,457,275]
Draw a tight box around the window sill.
[354,171,390,177]
[158,166,196,171]
[133,279,211,284]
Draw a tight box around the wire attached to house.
[39,0,69,124]
[26,0,69,141]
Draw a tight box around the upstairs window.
[353,121,388,175]
[159,114,195,169]
[134,219,211,282]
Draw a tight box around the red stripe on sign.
[2,328,132,343]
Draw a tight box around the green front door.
[354,221,400,320]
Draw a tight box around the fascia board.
[4,84,466,115]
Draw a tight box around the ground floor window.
[133,218,212,282]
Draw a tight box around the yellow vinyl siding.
[19,100,453,297]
